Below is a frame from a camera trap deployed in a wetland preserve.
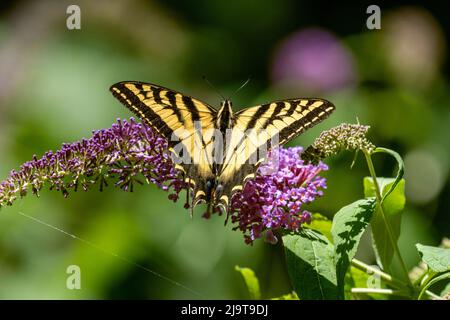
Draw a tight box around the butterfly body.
[110,81,335,216]
[212,100,234,182]
[187,99,235,212]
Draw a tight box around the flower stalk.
[363,150,413,292]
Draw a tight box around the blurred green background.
[0,0,449,299]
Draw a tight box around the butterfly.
[110,81,335,216]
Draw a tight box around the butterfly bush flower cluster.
[0,119,328,244]
[302,123,376,164]
[230,147,328,244]
[0,119,187,206]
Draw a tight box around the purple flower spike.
[0,118,187,208]
[0,120,328,244]
[230,147,327,244]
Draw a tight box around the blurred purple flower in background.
[272,28,356,93]
[0,119,328,244]
[383,7,445,89]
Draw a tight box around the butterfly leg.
[185,183,190,208]
[180,170,191,211]
[223,205,230,226]
[180,166,195,219]
[203,202,212,219]
[189,188,197,218]
[187,168,203,219]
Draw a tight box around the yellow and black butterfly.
[110,81,335,215]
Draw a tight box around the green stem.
[423,290,445,300]
[351,288,400,295]
[350,259,442,299]
[363,151,413,291]
[351,258,406,290]
[417,272,450,300]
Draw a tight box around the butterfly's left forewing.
[110,81,217,206]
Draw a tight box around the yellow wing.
[110,81,217,206]
[216,98,335,208]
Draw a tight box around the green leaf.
[372,148,405,202]
[343,267,356,300]
[345,266,387,300]
[416,244,450,273]
[364,177,406,270]
[332,198,377,296]
[283,230,339,300]
[235,266,261,300]
[308,213,333,243]
[271,292,299,300]
[440,281,450,298]
[418,272,450,300]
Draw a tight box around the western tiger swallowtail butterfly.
[110,81,335,215]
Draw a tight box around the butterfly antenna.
[228,78,251,100]
[202,76,225,101]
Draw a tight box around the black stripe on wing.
[278,100,335,145]
[110,82,173,137]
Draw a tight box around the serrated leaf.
[332,198,377,297]
[235,266,261,300]
[283,230,339,300]
[364,177,405,270]
[416,244,450,273]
